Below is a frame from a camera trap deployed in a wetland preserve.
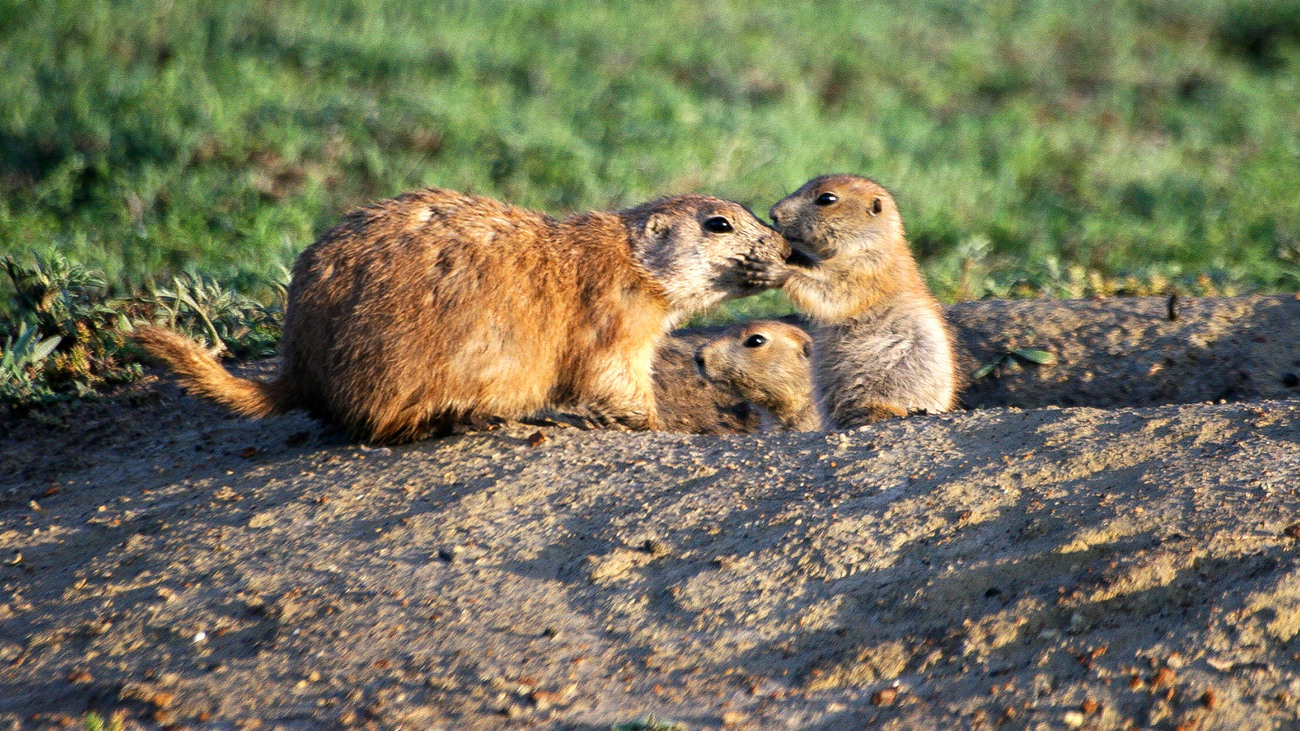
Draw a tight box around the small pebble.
[871,687,898,706]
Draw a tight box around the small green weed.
[612,716,687,731]
[82,710,130,731]
[972,347,1059,381]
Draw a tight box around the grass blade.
[1010,348,1057,365]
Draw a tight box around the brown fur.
[136,188,788,443]
[745,174,959,428]
[695,321,823,432]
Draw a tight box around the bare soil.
[2,294,1299,730]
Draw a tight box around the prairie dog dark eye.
[703,216,734,233]
[814,192,838,206]
[870,196,883,215]
[743,334,767,348]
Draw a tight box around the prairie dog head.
[769,175,905,263]
[695,320,815,425]
[622,196,790,318]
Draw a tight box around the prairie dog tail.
[132,325,293,418]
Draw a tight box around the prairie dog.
[695,320,822,432]
[745,174,957,427]
[136,188,789,443]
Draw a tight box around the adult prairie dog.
[695,320,823,432]
[745,174,957,427]
[136,188,789,443]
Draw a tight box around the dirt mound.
[951,294,1300,410]
[657,294,1300,433]
[2,295,1299,730]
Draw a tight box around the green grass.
[82,710,130,731]
[2,0,1299,318]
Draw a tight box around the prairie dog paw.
[738,256,793,288]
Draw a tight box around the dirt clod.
[1154,667,1177,688]
[871,687,899,706]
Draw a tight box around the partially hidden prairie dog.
[135,188,789,443]
[695,320,823,432]
[744,174,958,427]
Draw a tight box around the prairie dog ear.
[869,197,883,216]
[796,328,813,358]
[644,212,675,240]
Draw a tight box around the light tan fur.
[136,188,788,443]
[745,174,958,428]
[695,320,823,432]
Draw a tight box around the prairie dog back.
[138,188,789,443]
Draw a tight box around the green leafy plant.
[972,346,1059,381]
[0,254,139,409]
[82,710,130,731]
[139,269,286,359]
[0,253,292,411]
[0,321,63,403]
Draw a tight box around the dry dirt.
[2,294,1299,730]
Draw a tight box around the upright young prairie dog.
[136,188,789,443]
[695,320,823,432]
[744,174,958,427]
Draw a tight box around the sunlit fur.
[767,174,958,427]
[696,320,823,432]
[136,188,788,443]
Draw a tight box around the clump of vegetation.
[0,254,139,409]
[82,710,131,731]
[142,268,286,359]
[0,255,285,411]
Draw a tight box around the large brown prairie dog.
[136,188,789,443]
[695,320,823,432]
[744,174,958,427]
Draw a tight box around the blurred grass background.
[2,0,1299,319]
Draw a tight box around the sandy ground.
[2,294,1299,730]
